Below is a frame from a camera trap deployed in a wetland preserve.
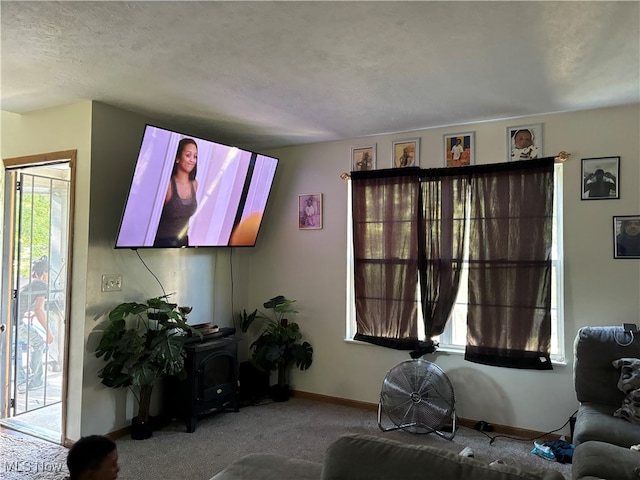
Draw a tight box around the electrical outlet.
[102,274,122,292]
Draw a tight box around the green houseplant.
[95,296,200,439]
[240,295,313,401]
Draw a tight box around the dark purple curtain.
[351,168,420,349]
[464,158,555,369]
[350,159,554,369]
[418,170,469,340]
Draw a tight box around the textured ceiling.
[2,1,639,151]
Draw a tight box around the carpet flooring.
[0,396,572,479]
[0,431,68,479]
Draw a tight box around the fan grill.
[379,359,455,435]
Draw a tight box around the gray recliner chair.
[571,326,640,480]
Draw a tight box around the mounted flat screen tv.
[115,125,278,248]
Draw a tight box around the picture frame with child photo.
[351,145,376,172]
[392,139,420,168]
[298,193,322,230]
[444,132,474,167]
[507,124,543,162]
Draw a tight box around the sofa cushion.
[209,453,322,480]
[321,433,564,480]
[572,441,640,480]
[615,388,640,424]
[613,358,640,394]
[574,402,640,448]
[574,327,640,408]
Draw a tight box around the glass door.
[1,162,71,442]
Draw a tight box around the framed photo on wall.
[581,156,620,200]
[351,144,376,171]
[392,138,420,168]
[444,132,475,167]
[507,123,543,162]
[298,193,322,230]
[613,215,640,259]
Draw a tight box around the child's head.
[513,129,533,149]
[67,435,119,480]
[31,255,48,279]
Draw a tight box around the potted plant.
[95,296,201,439]
[240,295,313,402]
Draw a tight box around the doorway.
[1,151,74,444]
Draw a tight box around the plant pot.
[239,361,270,404]
[269,384,291,402]
[131,416,153,440]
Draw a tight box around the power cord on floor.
[478,409,578,446]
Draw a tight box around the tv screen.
[115,125,278,248]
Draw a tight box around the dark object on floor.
[475,420,493,432]
[544,439,574,464]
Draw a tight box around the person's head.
[172,138,198,180]
[306,197,313,206]
[67,435,119,480]
[31,255,48,280]
[621,219,640,237]
[456,138,462,145]
[513,129,533,149]
[594,168,605,180]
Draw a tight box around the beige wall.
[249,103,640,434]
[2,102,638,439]
[82,102,238,435]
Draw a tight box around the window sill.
[344,338,567,366]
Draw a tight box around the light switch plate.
[102,274,122,292]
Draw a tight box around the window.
[346,163,564,363]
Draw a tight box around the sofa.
[210,433,565,480]
[571,326,640,480]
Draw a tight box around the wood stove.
[164,327,239,433]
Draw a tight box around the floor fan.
[377,358,456,440]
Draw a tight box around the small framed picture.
[507,123,543,162]
[351,144,376,171]
[581,156,620,200]
[444,132,475,167]
[298,193,322,230]
[613,215,640,259]
[392,138,420,168]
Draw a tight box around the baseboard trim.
[292,390,378,412]
[292,390,563,441]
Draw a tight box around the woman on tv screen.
[153,138,199,247]
[115,125,278,248]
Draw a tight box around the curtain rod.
[340,151,571,180]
